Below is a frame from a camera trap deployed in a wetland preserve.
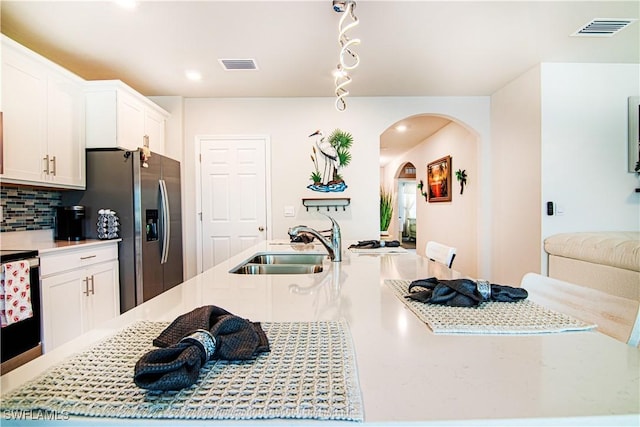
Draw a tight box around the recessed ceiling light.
[396,125,407,132]
[114,0,137,10]
[185,70,202,81]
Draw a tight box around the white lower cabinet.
[40,243,120,352]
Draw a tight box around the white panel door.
[201,136,267,270]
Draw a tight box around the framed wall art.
[628,96,639,173]
[427,155,452,202]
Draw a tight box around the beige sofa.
[544,231,640,301]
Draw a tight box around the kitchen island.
[1,241,639,425]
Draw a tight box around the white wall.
[183,96,491,279]
[382,122,480,277]
[164,63,639,285]
[541,63,640,247]
[490,65,542,285]
[491,63,640,283]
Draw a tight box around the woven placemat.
[1,320,363,422]
[386,279,597,335]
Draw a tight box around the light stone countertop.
[0,229,120,253]
[30,238,121,254]
[1,240,639,426]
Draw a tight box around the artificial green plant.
[380,186,394,231]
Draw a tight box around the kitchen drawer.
[40,244,118,277]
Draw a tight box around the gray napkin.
[348,240,401,249]
[405,277,528,307]
[134,306,269,391]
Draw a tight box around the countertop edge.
[1,230,121,253]
[36,238,122,254]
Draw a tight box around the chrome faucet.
[288,215,342,262]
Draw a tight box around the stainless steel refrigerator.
[62,149,183,313]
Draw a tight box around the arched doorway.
[379,113,481,277]
[395,162,416,249]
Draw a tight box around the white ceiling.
[2,0,639,164]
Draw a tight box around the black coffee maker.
[55,206,86,241]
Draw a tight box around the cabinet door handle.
[43,155,50,174]
[89,275,95,295]
[82,277,90,296]
[80,255,97,260]
[50,156,56,176]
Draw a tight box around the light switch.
[284,206,295,217]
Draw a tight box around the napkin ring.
[476,280,491,301]
[180,329,217,360]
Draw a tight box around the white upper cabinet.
[47,71,85,186]
[1,36,85,189]
[116,90,145,150]
[144,107,167,154]
[85,80,168,153]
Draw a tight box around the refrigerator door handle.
[159,179,171,264]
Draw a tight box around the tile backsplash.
[0,184,62,232]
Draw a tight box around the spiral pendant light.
[332,0,360,111]
[334,65,351,111]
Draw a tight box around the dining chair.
[425,241,457,268]
[521,273,640,347]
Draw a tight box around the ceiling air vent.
[219,59,258,70]
[571,18,637,37]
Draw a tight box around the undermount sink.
[245,253,327,265]
[231,264,323,275]
[229,252,326,275]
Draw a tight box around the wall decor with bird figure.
[307,129,353,192]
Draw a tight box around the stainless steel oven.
[0,249,41,374]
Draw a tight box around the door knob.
[258,226,265,232]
